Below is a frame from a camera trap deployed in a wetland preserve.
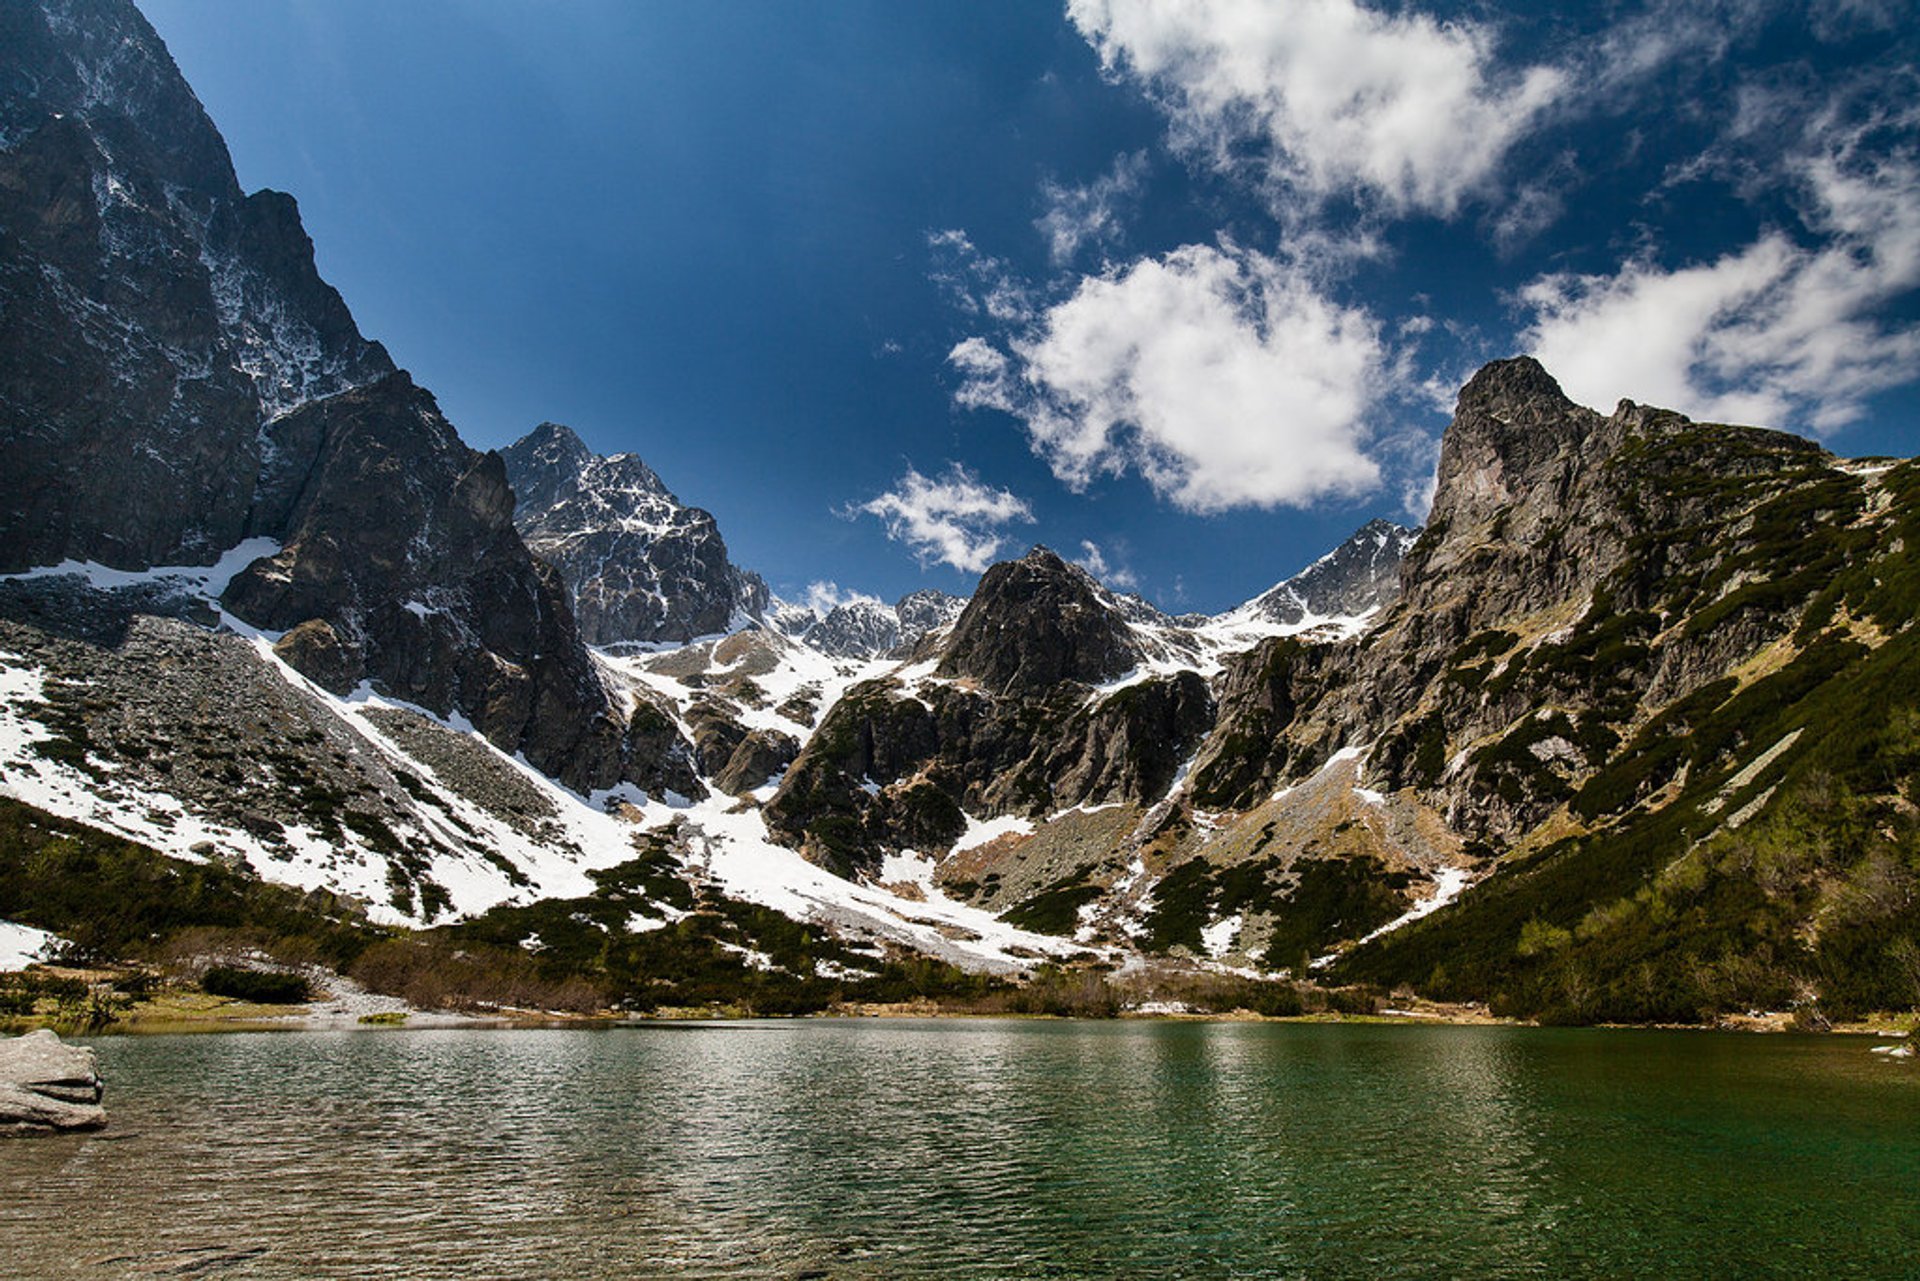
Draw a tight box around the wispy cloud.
[1036,151,1149,265]
[853,464,1035,573]
[1065,0,1564,218]
[1073,539,1139,591]
[1521,104,1920,432]
[951,241,1386,513]
[927,229,1034,324]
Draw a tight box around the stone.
[0,1029,106,1134]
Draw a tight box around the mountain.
[499,423,769,646]
[794,588,968,659]
[0,0,697,797]
[0,0,1093,977]
[0,0,392,573]
[1231,519,1419,629]
[2,0,1913,1026]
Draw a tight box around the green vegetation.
[201,966,310,1004]
[1338,615,1920,1024]
[1002,873,1103,935]
[1136,853,1410,967]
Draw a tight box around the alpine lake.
[4,1020,1917,1278]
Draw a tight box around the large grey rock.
[0,1029,105,1134]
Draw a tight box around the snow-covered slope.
[0,554,1087,973]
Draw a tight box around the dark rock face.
[500,422,768,646]
[224,376,694,795]
[1242,519,1419,625]
[713,728,799,797]
[0,0,699,798]
[0,0,391,572]
[1193,355,1876,846]
[764,667,1216,878]
[938,547,1138,696]
[763,548,1218,875]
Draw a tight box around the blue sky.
[140,0,1920,614]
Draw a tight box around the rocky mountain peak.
[0,0,392,572]
[1425,356,1606,539]
[1241,517,1420,626]
[793,587,968,659]
[500,423,766,646]
[937,545,1136,695]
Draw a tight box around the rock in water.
[0,1029,106,1134]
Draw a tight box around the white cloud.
[1037,151,1148,265]
[1073,540,1139,591]
[1066,0,1564,217]
[854,465,1035,573]
[928,230,1034,324]
[1521,114,1920,432]
[950,241,1386,514]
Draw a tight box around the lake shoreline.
[9,994,1915,1039]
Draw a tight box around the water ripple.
[2,1022,1917,1278]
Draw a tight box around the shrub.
[202,966,311,1004]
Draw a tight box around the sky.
[138,0,1920,615]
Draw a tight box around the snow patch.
[1201,914,1242,958]
[950,813,1035,853]
[0,920,61,971]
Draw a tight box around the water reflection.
[2,1022,1916,1278]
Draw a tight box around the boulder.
[0,1029,106,1135]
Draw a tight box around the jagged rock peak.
[0,0,392,571]
[796,587,968,659]
[937,545,1137,695]
[1426,357,1611,539]
[501,423,766,646]
[1454,354,1573,418]
[1240,517,1420,626]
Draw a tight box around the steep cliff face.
[0,0,695,798]
[1193,358,1856,844]
[499,422,769,646]
[0,0,392,572]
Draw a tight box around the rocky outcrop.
[790,589,967,659]
[938,548,1138,695]
[1238,519,1419,626]
[1195,357,1881,844]
[764,551,1215,875]
[500,422,768,645]
[0,0,391,573]
[0,1030,105,1134]
[221,375,673,795]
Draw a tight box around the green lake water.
[3,1020,1917,1278]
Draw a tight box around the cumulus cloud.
[1521,111,1920,432]
[854,464,1035,573]
[1066,0,1564,217]
[950,241,1386,513]
[1073,540,1139,591]
[1037,151,1149,265]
